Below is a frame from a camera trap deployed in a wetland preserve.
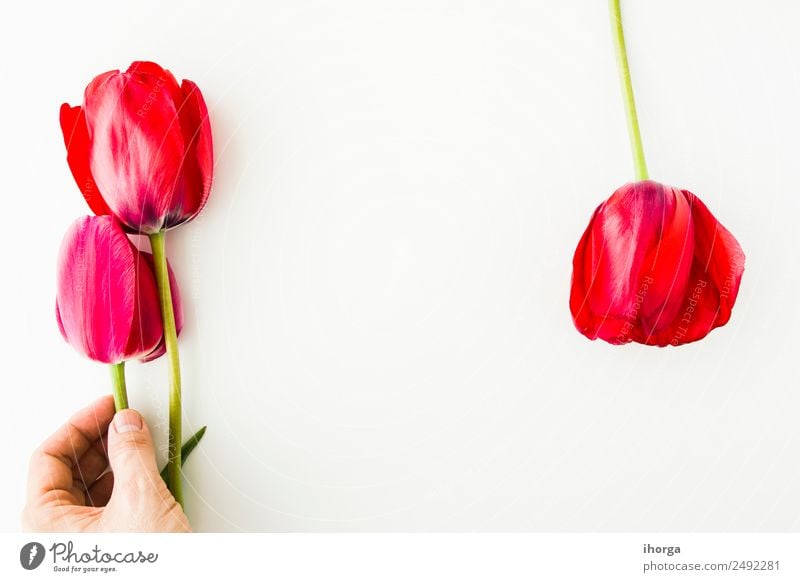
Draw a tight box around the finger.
[87,471,114,507]
[106,409,161,486]
[106,409,176,518]
[105,410,190,532]
[27,395,115,504]
[73,437,109,488]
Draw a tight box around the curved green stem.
[109,362,129,411]
[148,229,183,507]
[610,0,649,181]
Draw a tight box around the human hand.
[22,395,190,532]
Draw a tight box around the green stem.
[148,229,183,508]
[109,362,129,411]
[610,0,649,181]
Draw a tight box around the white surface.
[1,0,799,532]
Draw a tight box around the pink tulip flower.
[56,215,182,363]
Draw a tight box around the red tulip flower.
[570,1,745,347]
[570,181,744,346]
[59,61,213,234]
[56,215,182,364]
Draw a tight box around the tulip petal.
[685,191,745,326]
[55,216,161,363]
[649,192,745,345]
[127,61,184,108]
[57,217,134,362]
[84,68,186,233]
[163,79,213,228]
[638,186,694,339]
[648,262,722,346]
[127,61,170,77]
[588,183,665,315]
[124,250,163,359]
[571,182,667,343]
[570,207,635,344]
[59,104,112,217]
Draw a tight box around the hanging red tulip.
[59,61,213,234]
[570,181,744,346]
[55,215,182,364]
[569,1,745,347]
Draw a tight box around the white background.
[1,0,799,532]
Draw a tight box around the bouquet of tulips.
[55,61,212,509]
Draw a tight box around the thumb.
[104,409,189,532]
[106,409,162,494]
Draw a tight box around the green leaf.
[160,426,207,485]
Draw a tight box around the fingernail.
[113,409,143,433]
